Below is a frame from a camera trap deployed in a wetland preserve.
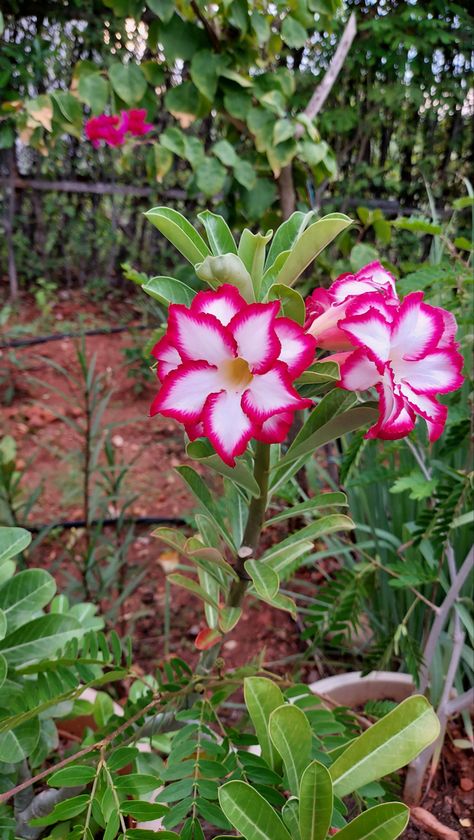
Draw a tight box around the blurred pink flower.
[119,108,153,136]
[85,114,125,148]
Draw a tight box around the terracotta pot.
[308,670,415,706]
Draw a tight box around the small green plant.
[33,277,58,318]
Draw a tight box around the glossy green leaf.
[299,760,333,840]
[109,62,147,105]
[281,15,308,48]
[266,284,305,323]
[238,228,273,292]
[48,765,97,787]
[330,696,440,797]
[168,574,219,609]
[198,210,237,256]
[145,207,211,265]
[121,801,168,820]
[275,214,353,287]
[244,677,284,773]
[29,794,90,827]
[269,704,312,795]
[265,210,315,269]
[245,559,279,600]
[197,567,220,629]
[142,275,195,307]
[0,527,31,564]
[186,439,260,497]
[219,781,291,840]
[196,253,254,301]
[213,139,238,167]
[264,492,348,527]
[0,569,56,632]
[176,466,235,550]
[282,798,301,840]
[263,516,354,570]
[218,606,242,633]
[0,654,7,689]
[190,49,222,100]
[196,157,227,197]
[261,540,313,578]
[77,72,109,114]
[0,716,40,763]
[0,614,82,665]
[298,361,340,385]
[260,251,291,297]
[333,803,409,840]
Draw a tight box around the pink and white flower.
[305,261,398,351]
[337,291,464,441]
[150,285,316,465]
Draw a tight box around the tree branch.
[295,13,357,139]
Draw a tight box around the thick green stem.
[227,441,270,608]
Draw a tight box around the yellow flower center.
[220,357,253,390]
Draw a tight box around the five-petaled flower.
[150,285,316,465]
[305,262,463,442]
[119,108,153,136]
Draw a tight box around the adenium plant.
[140,206,464,650]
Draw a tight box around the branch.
[190,1,220,51]
[295,12,357,139]
[446,687,474,717]
[419,547,473,694]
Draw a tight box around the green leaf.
[198,567,220,629]
[196,253,254,301]
[0,614,82,665]
[269,704,312,795]
[0,655,7,689]
[241,178,277,220]
[0,716,40,763]
[281,15,308,48]
[121,801,168,820]
[233,159,257,190]
[330,696,440,797]
[142,59,166,84]
[0,569,56,632]
[265,211,314,269]
[282,798,301,840]
[142,275,195,307]
[52,91,83,126]
[177,466,235,549]
[168,574,219,609]
[333,803,409,840]
[219,781,291,840]
[244,677,284,773]
[266,284,305,323]
[275,214,353,287]
[196,157,227,197]
[393,217,442,235]
[146,0,174,21]
[198,210,237,256]
[264,492,348,527]
[0,528,31,564]
[213,139,238,167]
[261,540,313,578]
[160,126,186,156]
[218,606,242,633]
[48,765,97,787]
[238,229,273,293]
[186,439,259,498]
[109,63,147,105]
[245,560,279,601]
[78,73,109,114]
[29,794,89,827]
[190,49,221,100]
[145,207,211,265]
[153,144,173,183]
[299,761,333,840]
[273,118,295,145]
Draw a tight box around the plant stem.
[227,442,270,608]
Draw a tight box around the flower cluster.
[150,285,316,465]
[85,109,152,148]
[306,262,464,441]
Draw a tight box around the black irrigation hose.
[0,324,151,351]
[23,515,187,533]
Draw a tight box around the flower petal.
[274,318,316,376]
[242,362,312,422]
[395,348,464,394]
[338,349,381,391]
[203,390,254,466]
[168,305,236,366]
[152,336,181,381]
[150,361,224,422]
[366,374,415,440]
[191,283,247,326]
[437,308,458,349]
[355,261,397,296]
[399,384,448,441]
[390,292,444,360]
[254,411,294,444]
[339,307,392,369]
[229,301,281,373]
